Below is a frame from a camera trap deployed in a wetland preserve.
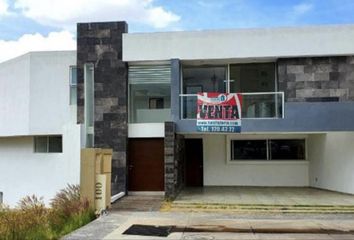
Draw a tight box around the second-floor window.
[69,66,77,105]
[229,63,275,93]
[230,63,280,118]
[182,66,227,119]
[129,65,171,123]
[180,63,282,119]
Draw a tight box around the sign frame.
[196,92,242,133]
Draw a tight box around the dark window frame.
[229,62,277,93]
[180,62,279,119]
[69,66,77,105]
[230,138,306,161]
[182,65,228,94]
[231,139,268,160]
[149,97,164,109]
[34,135,63,153]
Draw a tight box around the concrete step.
[162,202,354,213]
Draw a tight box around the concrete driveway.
[63,195,354,240]
[175,187,354,206]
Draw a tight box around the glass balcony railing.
[131,108,171,123]
[180,92,284,119]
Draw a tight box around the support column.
[77,21,128,195]
[164,122,185,199]
[170,59,180,122]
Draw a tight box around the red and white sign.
[197,92,242,132]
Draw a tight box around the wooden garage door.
[128,138,164,191]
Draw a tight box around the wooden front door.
[185,139,203,187]
[128,138,164,191]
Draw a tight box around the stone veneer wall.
[278,56,354,102]
[77,22,128,195]
[164,122,185,199]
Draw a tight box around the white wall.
[123,24,354,62]
[0,124,81,207]
[187,134,309,187]
[0,54,30,136]
[29,52,76,134]
[0,51,81,207]
[128,123,165,138]
[0,51,76,136]
[308,132,354,194]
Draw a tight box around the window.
[180,63,283,119]
[229,63,280,118]
[182,66,227,94]
[231,140,267,160]
[69,66,77,105]
[181,66,227,119]
[84,63,94,148]
[270,139,305,160]
[230,139,305,161]
[129,65,171,123]
[229,63,275,93]
[149,98,164,109]
[34,136,62,153]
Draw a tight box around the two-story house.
[76,22,354,199]
[1,21,354,206]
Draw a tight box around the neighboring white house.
[0,51,81,206]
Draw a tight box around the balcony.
[180,92,284,119]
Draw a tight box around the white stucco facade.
[0,51,81,206]
[308,132,354,194]
[0,51,76,136]
[128,123,165,138]
[0,54,30,136]
[123,24,354,62]
[0,124,81,206]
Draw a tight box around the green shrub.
[49,184,95,237]
[0,196,52,240]
[55,209,96,237]
[0,184,96,240]
[50,184,90,218]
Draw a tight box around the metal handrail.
[179,92,284,96]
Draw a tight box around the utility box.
[80,148,112,213]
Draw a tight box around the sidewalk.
[63,211,354,240]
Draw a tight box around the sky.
[1,0,354,63]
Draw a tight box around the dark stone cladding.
[77,21,128,195]
[164,122,185,200]
[277,56,354,102]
